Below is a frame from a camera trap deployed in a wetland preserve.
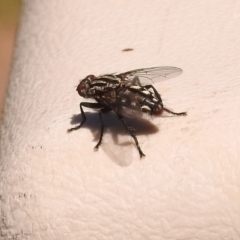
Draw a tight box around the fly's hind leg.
[117,114,145,158]
[162,107,187,116]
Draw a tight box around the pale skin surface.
[1,0,240,239]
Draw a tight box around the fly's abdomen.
[139,96,162,114]
[128,85,162,114]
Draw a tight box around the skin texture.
[1,0,240,239]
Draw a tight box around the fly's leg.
[68,102,111,151]
[117,114,145,158]
[162,107,187,116]
[94,107,112,149]
[94,110,104,150]
[144,85,187,116]
[67,102,102,132]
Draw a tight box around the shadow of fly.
[68,66,187,158]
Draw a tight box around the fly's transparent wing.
[101,126,134,166]
[101,89,143,119]
[117,66,183,85]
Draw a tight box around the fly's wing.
[101,113,134,166]
[101,88,143,119]
[117,66,183,85]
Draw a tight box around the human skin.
[1,0,240,239]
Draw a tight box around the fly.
[68,66,187,158]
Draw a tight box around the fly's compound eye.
[77,80,89,97]
[76,81,83,93]
[76,75,96,97]
[86,75,95,81]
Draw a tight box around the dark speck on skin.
[122,48,134,52]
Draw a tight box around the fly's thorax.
[119,80,133,88]
[76,75,119,98]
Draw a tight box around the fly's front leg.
[117,114,145,158]
[67,102,102,132]
[94,109,104,150]
[144,85,187,116]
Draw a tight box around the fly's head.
[76,75,95,98]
